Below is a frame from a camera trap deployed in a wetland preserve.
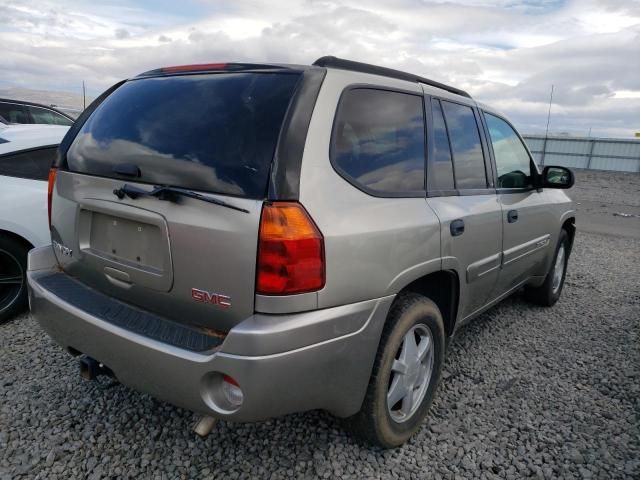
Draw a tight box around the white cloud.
[0,0,638,137]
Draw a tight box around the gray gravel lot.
[571,169,640,239]
[1,176,639,479]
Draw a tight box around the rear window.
[66,72,301,198]
[440,100,487,190]
[0,146,58,181]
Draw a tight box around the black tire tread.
[525,229,570,307]
[347,292,444,448]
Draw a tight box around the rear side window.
[484,113,532,189]
[440,101,487,190]
[331,88,425,195]
[27,106,73,126]
[66,72,301,198]
[0,146,57,181]
[428,99,455,191]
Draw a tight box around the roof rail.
[312,56,471,99]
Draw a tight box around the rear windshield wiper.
[113,184,249,213]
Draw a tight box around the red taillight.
[47,168,57,227]
[256,202,325,295]
[161,63,227,73]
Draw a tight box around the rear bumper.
[28,246,393,421]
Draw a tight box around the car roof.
[134,57,472,100]
[0,98,76,121]
[0,124,69,155]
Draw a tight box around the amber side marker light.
[47,168,58,227]
[256,202,325,295]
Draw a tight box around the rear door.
[51,71,302,332]
[425,97,502,319]
[481,112,555,294]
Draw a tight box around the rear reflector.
[47,168,57,227]
[222,375,244,407]
[257,202,325,295]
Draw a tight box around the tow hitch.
[79,355,114,381]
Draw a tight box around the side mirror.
[541,165,574,189]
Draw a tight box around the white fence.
[523,135,640,173]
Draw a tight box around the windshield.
[66,72,301,198]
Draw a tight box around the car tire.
[525,229,570,307]
[348,292,445,448]
[0,235,30,323]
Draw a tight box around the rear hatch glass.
[66,72,301,197]
[53,71,301,333]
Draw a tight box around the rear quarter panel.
[0,176,49,247]
[297,70,442,309]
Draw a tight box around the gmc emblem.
[191,288,231,309]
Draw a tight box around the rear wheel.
[525,229,570,307]
[0,236,29,323]
[348,293,445,448]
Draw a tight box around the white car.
[0,124,69,322]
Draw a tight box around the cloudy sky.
[1,0,638,137]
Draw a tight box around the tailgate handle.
[104,267,132,287]
[112,162,141,178]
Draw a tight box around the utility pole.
[82,81,86,110]
[541,84,554,166]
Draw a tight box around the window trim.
[329,84,427,199]
[0,144,59,181]
[480,110,541,194]
[425,96,496,198]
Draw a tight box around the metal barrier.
[523,135,640,173]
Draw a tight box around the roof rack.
[312,56,471,99]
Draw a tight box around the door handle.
[507,210,519,223]
[450,219,465,237]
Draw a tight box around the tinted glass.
[67,72,301,198]
[441,101,486,189]
[0,103,31,124]
[428,99,455,191]
[28,106,73,126]
[484,113,532,188]
[331,88,425,194]
[0,147,57,180]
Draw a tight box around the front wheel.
[348,293,445,448]
[525,229,570,307]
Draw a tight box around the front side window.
[331,88,426,195]
[0,146,58,180]
[484,113,532,189]
[441,101,487,190]
[0,103,31,124]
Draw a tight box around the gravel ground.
[1,172,639,479]
[1,232,638,479]
[569,170,640,239]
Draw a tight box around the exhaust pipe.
[193,416,218,437]
[79,355,113,381]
